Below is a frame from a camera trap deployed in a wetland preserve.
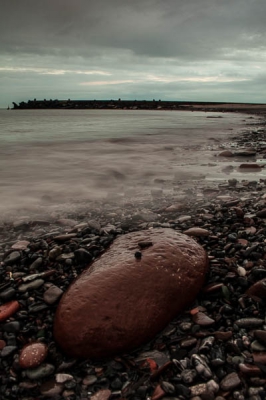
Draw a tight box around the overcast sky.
[1,0,266,108]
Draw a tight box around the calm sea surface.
[0,109,247,144]
[0,109,254,219]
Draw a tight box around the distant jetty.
[12,99,266,113]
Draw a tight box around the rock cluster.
[1,117,266,399]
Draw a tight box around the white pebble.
[237,266,246,277]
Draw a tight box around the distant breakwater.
[12,99,265,112]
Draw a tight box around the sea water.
[0,109,256,218]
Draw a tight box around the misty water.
[0,109,255,220]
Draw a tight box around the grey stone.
[18,279,44,293]
[3,251,21,265]
[220,372,241,391]
[3,321,20,333]
[0,346,17,358]
[74,248,93,263]
[0,287,16,301]
[25,363,55,380]
[43,285,63,305]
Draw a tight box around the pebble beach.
[1,111,266,399]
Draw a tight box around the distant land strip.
[11,99,266,113]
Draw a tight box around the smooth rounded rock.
[3,321,20,333]
[220,372,241,391]
[18,279,44,293]
[43,285,63,305]
[0,301,20,322]
[0,346,17,358]
[19,342,48,369]
[252,352,266,364]
[214,331,233,341]
[192,312,215,326]
[234,150,256,156]
[74,248,93,263]
[218,150,234,157]
[251,340,266,352]
[239,163,261,169]
[25,363,55,380]
[239,363,262,376]
[246,279,266,301]
[0,340,6,350]
[256,209,266,218]
[11,240,30,250]
[254,330,266,345]
[0,287,16,301]
[90,389,111,400]
[3,251,21,265]
[184,227,210,237]
[54,228,208,359]
[40,380,64,397]
[235,318,264,328]
[57,218,77,227]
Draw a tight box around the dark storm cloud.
[1,0,266,60]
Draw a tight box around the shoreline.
[1,113,266,399]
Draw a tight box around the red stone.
[214,331,233,341]
[90,390,111,400]
[183,227,210,237]
[239,163,261,169]
[232,207,245,218]
[244,261,254,270]
[0,340,6,350]
[256,209,266,218]
[192,312,215,326]
[19,342,48,369]
[40,380,63,397]
[151,385,166,400]
[11,240,30,250]
[239,363,262,376]
[254,330,266,345]
[218,150,234,157]
[190,307,200,315]
[53,234,77,242]
[54,228,208,359]
[246,279,266,301]
[252,352,266,365]
[237,239,248,246]
[0,301,20,322]
[245,226,256,234]
[202,282,224,293]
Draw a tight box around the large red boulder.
[54,228,208,359]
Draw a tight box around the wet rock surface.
[19,342,48,369]
[1,115,266,398]
[54,229,208,359]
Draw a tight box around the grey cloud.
[1,0,266,106]
[1,0,266,60]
